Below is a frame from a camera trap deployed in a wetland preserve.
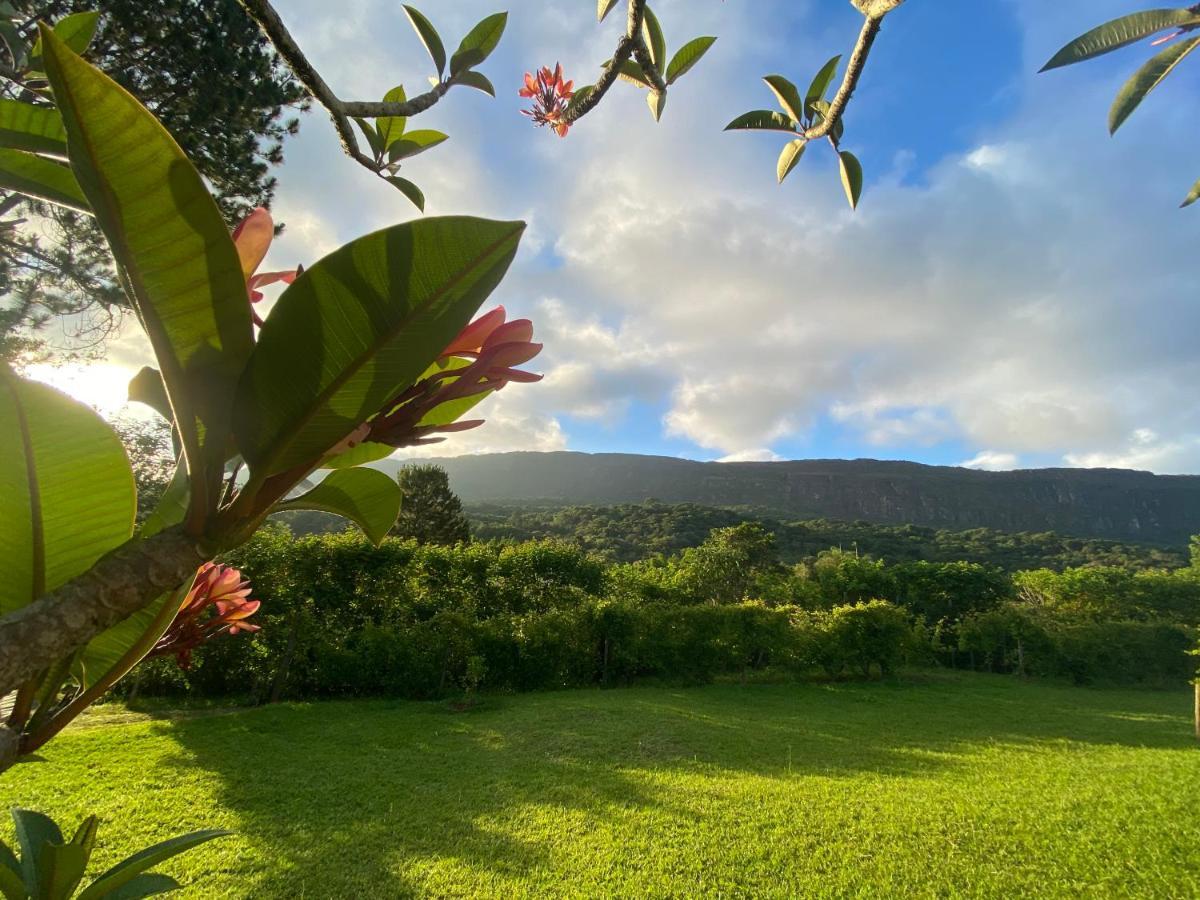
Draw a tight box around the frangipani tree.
[0,23,541,770]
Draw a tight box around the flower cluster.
[364,305,543,449]
[150,563,261,669]
[231,207,301,325]
[519,63,574,137]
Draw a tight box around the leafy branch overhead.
[725,57,864,210]
[1041,5,1200,207]
[538,0,715,131]
[723,0,903,210]
[237,0,507,209]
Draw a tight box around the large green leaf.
[234,217,524,476]
[29,10,99,65]
[385,175,425,211]
[646,89,666,121]
[0,148,87,211]
[598,0,622,22]
[1041,9,1200,71]
[319,441,395,470]
[614,59,653,89]
[13,809,62,898]
[403,5,446,76]
[275,468,402,546]
[38,817,95,900]
[449,12,507,75]
[0,99,67,157]
[763,74,804,122]
[0,852,21,900]
[665,36,716,84]
[76,831,229,900]
[777,138,807,183]
[1109,35,1200,133]
[386,129,448,162]
[1180,173,1200,207]
[39,25,254,504]
[838,150,863,210]
[724,110,798,132]
[0,367,135,616]
[454,71,495,96]
[806,55,841,110]
[376,85,407,149]
[641,6,666,72]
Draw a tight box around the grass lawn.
[3,673,1198,898]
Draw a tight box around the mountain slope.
[378,452,1200,546]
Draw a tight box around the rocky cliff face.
[379,453,1200,545]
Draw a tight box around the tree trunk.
[0,526,205,696]
[268,609,301,705]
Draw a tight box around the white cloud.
[718,448,785,463]
[960,451,1020,472]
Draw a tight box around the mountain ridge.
[374,451,1200,545]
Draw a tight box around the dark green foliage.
[126,523,1200,701]
[44,0,307,221]
[1,0,307,361]
[111,415,173,523]
[391,464,471,545]
[468,501,1188,571]
[129,528,915,700]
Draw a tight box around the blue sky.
[35,1,1200,473]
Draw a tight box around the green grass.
[4,673,1198,898]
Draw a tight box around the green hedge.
[125,529,1196,700]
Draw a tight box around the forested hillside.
[380,452,1200,545]
[468,502,1187,571]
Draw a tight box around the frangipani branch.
[804,0,904,141]
[237,0,460,174]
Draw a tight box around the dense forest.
[282,500,1187,571]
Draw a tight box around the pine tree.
[392,465,472,546]
[0,0,309,361]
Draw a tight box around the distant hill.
[376,452,1200,546]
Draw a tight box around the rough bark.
[0,526,205,696]
[0,725,18,772]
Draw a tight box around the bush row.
[125,529,1197,700]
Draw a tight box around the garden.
[1,1,1199,897]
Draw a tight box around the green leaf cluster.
[0,808,227,900]
[726,56,862,208]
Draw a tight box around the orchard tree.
[392,464,472,546]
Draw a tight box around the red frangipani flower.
[231,207,301,326]
[366,305,543,448]
[519,63,574,137]
[150,563,261,669]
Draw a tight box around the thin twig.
[563,0,649,124]
[237,0,457,172]
[804,2,901,140]
[631,37,667,94]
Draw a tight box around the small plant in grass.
[0,808,226,899]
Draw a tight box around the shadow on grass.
[156,674,1194,896]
